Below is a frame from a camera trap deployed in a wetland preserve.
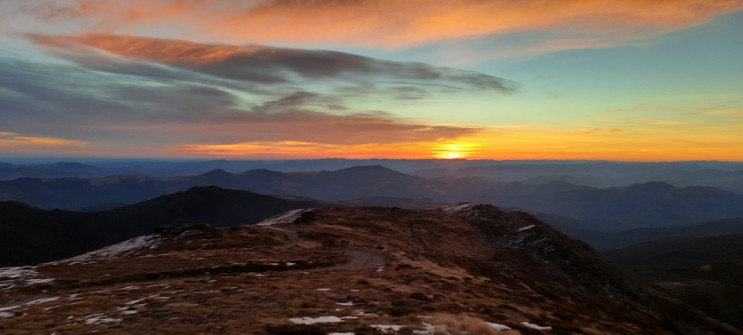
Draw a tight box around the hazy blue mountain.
[564,218,743,251]
[4,159,743,193]
[414,161,743,193]
[0,162,112,180]
[483,182,743,230]
[3,165,743,231]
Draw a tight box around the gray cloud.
[30,34,519,94]
[2,34,508,152]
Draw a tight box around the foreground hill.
[0,186,321,267]
[1,205,736,334]
[605,234,743,330]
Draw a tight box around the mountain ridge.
[3,166,743,231]
[0,186,322,267]
[2,204,737,334]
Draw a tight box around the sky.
[1,0,742,161]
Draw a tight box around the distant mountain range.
[3,159,743,193]
[415,160,743,193]
[3,165,743,232]
[568,217,743,251]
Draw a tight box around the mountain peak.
[624,181,675,192]
[199,168,231,176]
[335,165,405,175]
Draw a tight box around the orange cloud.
[32,34,246,65]
[177,141,442,159]
[172,122,743,162]
[31,34,516,91]
[0,132,89,154]
[20,0,743,50]
[103,108,480,146]
[0,132,87,147]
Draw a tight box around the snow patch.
[336,301,354,306]
[0,266,38,279]
[0,297,60,312]
[413,322,438,335]
[83,314,121,325]
[0,266,55,290]
[0,312,14,318]
[125,298,145,305]
[522,321,551,330]
[487,322,512,331]
[257,209,308,226]
[54,235,159,263]
[517,225,535,232]
[289,316,343,324]
[355,310,377,317]
[442,203,478,215]
[316,288,331,291]
[371,325,403,333]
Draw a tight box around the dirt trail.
[327,250,385,271]
[258,223,385,272]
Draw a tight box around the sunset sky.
[1,0,742,161]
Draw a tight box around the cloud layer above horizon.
[2,33,513,156]
[1,1,743,160]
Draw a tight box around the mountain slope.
[490,182,743,230]
[569,217,743,251]
[0,187,321,267]
[604,234,743,330]
[1,205,737,334]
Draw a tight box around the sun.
[434,143,471,159]
[442,151,464,159]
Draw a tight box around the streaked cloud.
[177,141,443,159]
[6,0,742,53]
[1,1,742,160]
[95,92,480,145]
[0,131,88,149]
[31,34,517,92]
[1,38,486,154]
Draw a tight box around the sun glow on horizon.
[433,142,477,159]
